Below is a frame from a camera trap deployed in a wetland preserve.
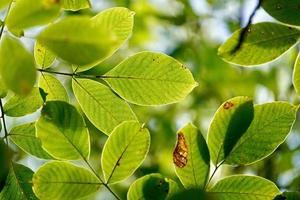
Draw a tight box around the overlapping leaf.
[101,121,150,184]
[262,0,300,26]
[105,51,198,105]
[39,74,69,102]
[127,173,179,200]
[0,35,36,95]
[0,163,37,200]
[37,16,116,66]
[34,41,56,69]
[72,78,136,135]
[6,0,61,35]
[218,22,300,66]
[4,87,43,117]
[173,123,210,189]
[207,96,254,165]
[36,101,90,160]
[208,175,281,200]
[225,102,298,165]
[9,123,52,159]
[62,0,90,11]
[32,161,101,200]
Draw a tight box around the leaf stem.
[37,68,110,79]
[0,99,9,145]
[81,157,121,200]
[204,161,224,190]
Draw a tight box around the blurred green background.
[2,0,300,199]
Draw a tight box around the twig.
[0,99,9,145]
[81,157,121,200]
[231,0,263,53]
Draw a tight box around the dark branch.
[231,0,263,54]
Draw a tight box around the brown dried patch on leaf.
[173,132,188,168]
[223,101,234,110]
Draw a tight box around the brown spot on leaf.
[223,101,234,110]
[173,132,188,168]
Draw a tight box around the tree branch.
[231,0,263,54]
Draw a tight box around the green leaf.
[0,163,37,200]
[9,123,52,159]
[36,101,90,160]
[105,51,198,106]
[34,41,56,69]
[0,0,10,9]
[207,96,254,165]
[173,123,210,189]
[225,102,298,165]
[6,0,61,33]
[4,87,43,117]
[101,121,150,184]
[39,74,69,102]
[208,175,281,200]
[76,7,134,72]
[262,0,300,26]
[32,161,101,200]
[72,78,136,135]
[127,173,179,200]
[62,0,91,11]
[37,16,116,66]
[0,35,36,95]
[293,53,300,96]
[0,140,10,192]
[218,22,300,66]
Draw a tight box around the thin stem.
[37,68,75,77]
[81,157,121,200]
[0,99,9,145]
[37,68,111,79]
[204,161,224,190]
[231,0,263,53]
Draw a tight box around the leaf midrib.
[106,127,143,183]
[226,111,293,160]
[73,78,120,124]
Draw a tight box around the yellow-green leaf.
[72,78,136,135]
[9,123,52,159]
[39,74,69,102]
[4,87,43,117]
[207,96,254,165]
[36,101,90,160]
[34,41,56,69]
[0,35,36,95]
[101,121,150,184]
[105,51,198,106]
[32,161,101,200]
[218,22,300,66]
[173,123,210,189]
[37,16,116,66]
[62,0,91,11]
[208,175,281,200]
[6,0,61,34]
